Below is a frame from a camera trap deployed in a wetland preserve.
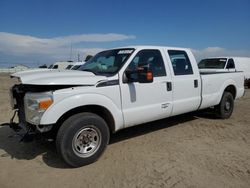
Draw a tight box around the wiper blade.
[96,71,113,74]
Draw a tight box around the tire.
[215,92,234,119]
[56,112,110,167]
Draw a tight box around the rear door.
[119,49,173,127]
[166,50,201,115]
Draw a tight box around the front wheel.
[215,92,234,119]
[56,112,110,167]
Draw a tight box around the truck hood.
[11,69,107,85]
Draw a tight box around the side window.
[126,49,166,80]
[52,65,58,69]
[226,59,235,69]
[168,50,193,75]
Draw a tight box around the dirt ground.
[0,73,250,188]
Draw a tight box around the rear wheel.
[56,112,110,167]
[215,92,234,119]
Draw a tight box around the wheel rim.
[224,98,232,112]
[72,126,101,158]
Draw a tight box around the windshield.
[79,48,134,75]
[198,58,227,69]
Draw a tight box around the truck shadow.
[0,126,68,168]
[110,108,220,144]
[193,108,220,119]
[110,112,197,144]
[0,111,215,169]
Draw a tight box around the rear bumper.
[245,78,250,88]
[238,87,245,99]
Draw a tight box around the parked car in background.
[49,61,73,70]
[66,61,86,70]
[199,57,250,87]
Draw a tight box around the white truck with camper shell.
[8,46,244,167]
[69,61,86,70]
[199,57,250,87]
[48,61,73,70]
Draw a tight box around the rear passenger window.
[168,50,193,75]
[226,59,235,69]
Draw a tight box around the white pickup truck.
[9,46,244,167]
[198,57,250,87]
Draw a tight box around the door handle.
[167,82,172,91]
[194,79,198,88]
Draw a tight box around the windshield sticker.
[219,59,227,62]
[118,50,133,54]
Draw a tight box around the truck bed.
[199,71,245,109]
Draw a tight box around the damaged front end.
[8,83,80,135]
[7,84,39,141]
[8,84,59,141]
[9,84,49,135]
[10,84,34,131]
[5,70,96,141]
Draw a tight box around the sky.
[0,0,250,67]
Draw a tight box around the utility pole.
[77,52,80,62]
[69,41,72,61]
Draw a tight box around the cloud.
[0,32,135,66]
[0,32,136,45]
[1,32,249,68]
[191,47,250,61]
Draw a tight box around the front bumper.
[8,109,53,133]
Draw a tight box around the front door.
[120,49,173,127]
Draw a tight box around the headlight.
[24,92,53,125]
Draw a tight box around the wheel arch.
[52,105,116,137]
[40,93,124,135]
[224,84,237,99]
